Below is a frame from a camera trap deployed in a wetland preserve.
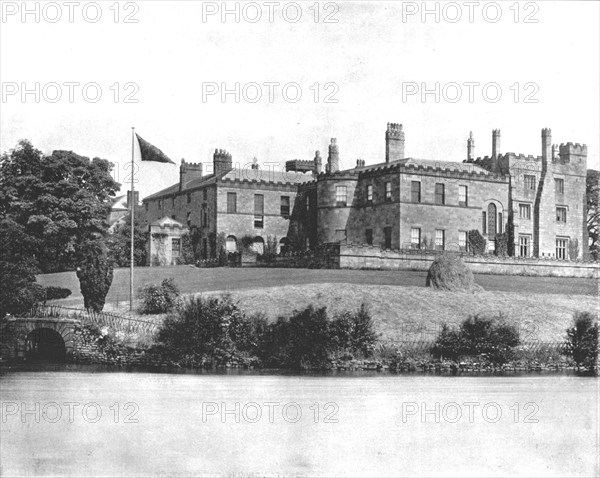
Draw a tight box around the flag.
[136,134,175,164]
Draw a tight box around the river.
[1,365,598,477]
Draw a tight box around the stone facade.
[142,124,587,260]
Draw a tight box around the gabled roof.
[149,216,186,228]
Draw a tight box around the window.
[385,182,392,202]
[254,194,264,228]
[145,202,148,211]
[556,238,568,260]
[227,192,237,213]
[186,212,191,227]
[435,229,445,251]
[187,193,191,204]
[158,199,162,209]
[410,228,421,249]
[365,229,373,246]
[524,175,536,190]
[367,185,373,203]
[411,181,421,203]
[459,231,468,251]
[280,196,290,217]
[171,238,181,258]
[519,235,530,257]
[203,189,208,201]
[435,183,445,205]
[555,178,564,194]
[201,205,208,228]
[482,212,487,234]
[336,186,347,206]
[459,185,468,207]
[306,194,311,211]
[519,204,531,220]
[556,207,567,223]
[384,227,392,249]
[172,196,176,207]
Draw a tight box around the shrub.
[156,294,254,364]
[431,314,520,365]
[76,240,114,313]
[179,233,197,265]
[494,232,508,257]
[139,278,180,314]
[564,312,598,373]
[330,304,378,357]
[568,239,579,260]
[43,286,72,301]
[426,254,483,292]
[467,230,487,255]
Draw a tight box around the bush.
[426,254,483,292]
[139,278,180,314]
[330,304,378,357]
[156,294,254,364]
[564,312,598,373]
[76,240,114,313]
[431,314,520,365]
[494,232,508,257]
[43,286,72,301]
[467,230,487,255]
[568,239,579,260]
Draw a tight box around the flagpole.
[130,126,135,311]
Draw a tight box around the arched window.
[251,236,265,254]
[487,203,497,238]
[226,235,237,252]
[279,237,290,255]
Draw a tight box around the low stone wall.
[339,245,599,278]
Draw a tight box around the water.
[1,365,598,477]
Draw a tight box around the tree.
[467,230,487,255]
[565,312,598,373]
[0,140,120,272]
[0,219,44,317]
[107,205,149,267]
[586,169,599,260]
[76,240,114,312]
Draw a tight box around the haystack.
[426,255,483,292]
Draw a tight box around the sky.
[1,0,599,200]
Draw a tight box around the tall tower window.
[336,186,347,206]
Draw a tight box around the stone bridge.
[1,317,81,362]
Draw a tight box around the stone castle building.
[142,123,587,264]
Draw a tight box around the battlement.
[504,153,541,161]
[559,142,587,156]
[180,158,203,170]
[214,148,232,160]
[386,123,404,139]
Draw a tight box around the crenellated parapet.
[559,142,587,157]
[286,159,316,173]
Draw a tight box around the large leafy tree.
[586,169,599,260]
[0,140,120,272]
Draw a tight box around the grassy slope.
[199,283,597,343]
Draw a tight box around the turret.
[314,150,322,174]
[327,138,339,173]
[385,123,405,162]
[213,149,232,176]
[179,158,203,191]
[467,131,475,160]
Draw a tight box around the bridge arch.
[25,328,66,362]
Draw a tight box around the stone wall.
[338,244,598,278]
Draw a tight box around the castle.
[142,123,587,264]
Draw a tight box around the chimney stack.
[492,129,501,160]
[467,131,475,161]
[541,128,552,164]
[385,123,405,162]
[179,158,203,191]
[213,149,233,176]
[314,150,322,174]
[327,138,339,173]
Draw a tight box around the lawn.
[38,266,598,344]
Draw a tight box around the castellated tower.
[467,131,475,160]
[385,123,405,162]
[213,149,233,176]
[179,158,203,191]
[327,138,339,173]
